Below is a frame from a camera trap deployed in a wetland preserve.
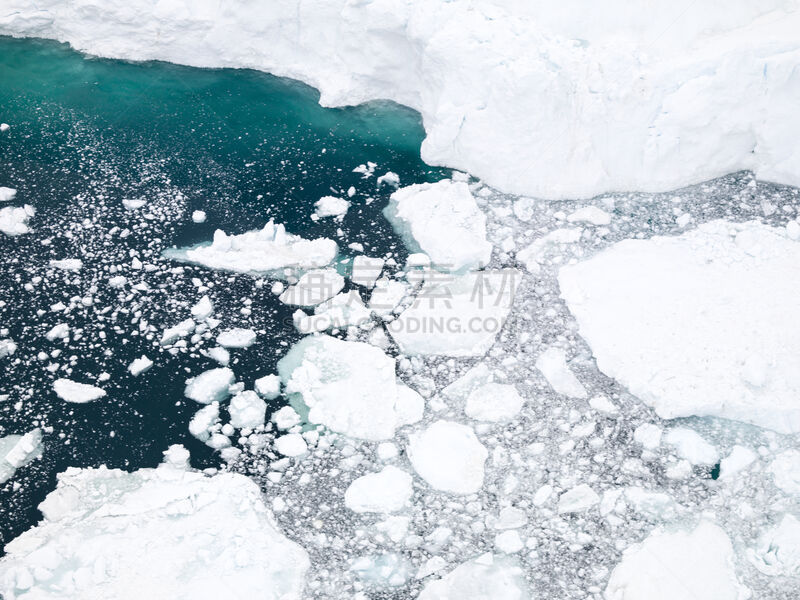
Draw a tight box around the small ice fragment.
[255,374,281,400]
[536,346,587,398]
[128,355,153,376]
[216,328,256,349]
[191,210,207,223]
[228,390,266,429]
[0,187,17,202]
[184,368,235,404]
[558,484,600,514]
[274,433,307,457]
[344,466,413,513]
[53,379,106,403]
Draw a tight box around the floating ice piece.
[369,277,409,317]
[718,445,756,480]
[0,124,8,132]
[344,465,413,513]
[278,335,412,441]
[122,198,146,210]
[128,355,153,376]
[0,187,15,202]
[255,374,281,400]
[632,424,662,450]
[165,219,337,276]
[53,379,106,403]
[49,258,82,271]
[388,269,518,357]
[271,406,301,430]
[228,390,266,429]
[0,204,35,236]
[495,530,524,554]
[419,554,529,600]
[274,433,307,457]
[191,210,206,223]
[0,338,17,358]
[294,290,373,334]
[606,521,749,600]
[559,220,800,433]
[313,195,350,219]
[216,327,257,348]
[279,269,345,307]
[190,295,214,320]
[0,429,43,484]
[45,323,69,341]
[202,346,230,366]
[376,171,400,188]
[517,228,582,274]
[665,428,719,466]
[160,318,195,345]
[465,382,524,422]
[407,420,487,495]
[0,449,309,599]
[184,367,235,404]
[748,514,800,577]
[535,346,587,399]
[385,180,491,272]
[188,403,220,442]
[768,450,800,496]
[351,255,384,288]
[566,206,611,226]
[557,484,600,514]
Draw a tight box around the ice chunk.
[271,406,301,430]
[279,269,345,306]
[566,206,611,226]
[768,449,800,495]
[255,374,281,400]
[49,258,82,271]
[407,420,487,495]
[351,255,384,288]
[274,433,307,457]
[344,466,413,513]
[313,195,350,219]
[535,346,587,399]
[294,290,372,334]
[0,429,43,484]
[0,338,17,358]
[191,210,206,223]
[184,368,235,404]
[606,521,749,600]
[128,355,153,376]
[278,335,410,440]
[188,403,220,442]
[557,484,600,514]
[419,554,528,600]
[216,327,257,348]
[517,228,582,274]
[559,220,800,433]
[384,180,492,272]
[0,453,309,599]
[160,318,195,345]
[719,446,756,479]
[388,269,518,357]
[52,379,106,403]
[748,514,800,577]
[465,382,524,422]
[0,186,17,202]
[165,219,337,276]
[228,390,266,429]
[0,204,35,236]
[664,428,719,466]
[190,295,214,320]
[45,323,69,341]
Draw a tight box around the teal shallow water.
[0,36,446,547]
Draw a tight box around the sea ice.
[127,354,153,376]
[464,382,524,422]
[344,465,413,513]
[0,205,35,236]
[183,367,235,404]
[418,554,529,599]
[535,346,587,399]
[0,429,43,484]
[0,447,309,599]
[407,420,488,495]
[664,428,719,466]
[768,450,800,495]
[559,220,800,433]
[255,374,281,400]
[279,269,345,306]
[52,379,106,403]
[216,327,257,348]
[313,195,350,220]
[0,186,17,202]
[228,390,267,429]
[748,514,800,577]
[384,180,491,272]
[351,255,384,288]
[165,220,337,276]
[605,521,749,600]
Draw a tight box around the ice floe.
[344,465,413,514]
[418,554,528,599]
[52,379,106,403]
[0,205,35,236]
[0,429,43,484]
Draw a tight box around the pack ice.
[559,220,800,433]
[0,446,309,600]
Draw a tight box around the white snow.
[0,205,35,236]
[385,180,491,272]
[216,327,257,348]
[165,220,337,276]
[344,465,413,513]
[418,554,528,600]
[407,420,488,495]
[6,2,800,200]
[559,220,800,433]
[464,382,524,422]
[0,187,17,202]
[749,514,800,577]
[228,390,266,429]
[387,269,518,357]
[313,195,350,220]
[0,448,309,600]
[606,521,749,600]
[535,346,587,399]
[184,367,235,404]
[52,379,106,403]
[279,269,345,307]
[127,354,153,376]
[278,335,411,441]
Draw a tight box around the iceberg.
[559,220,800,433]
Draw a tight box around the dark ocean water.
[0,35,446,547]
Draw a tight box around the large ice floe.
[559,219,800,433]
[0,446,309,600]
[2,2,800,199]
[164,219,337,277]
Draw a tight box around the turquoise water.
[0,36,446,547]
